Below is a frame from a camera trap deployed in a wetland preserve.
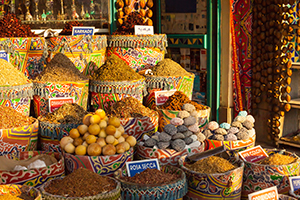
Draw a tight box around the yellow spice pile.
[257,153,297,165]
[0,59,29,86]
[185,156,237,174]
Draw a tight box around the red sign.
[155,90,176,105]
[49,97,75,113]
[248,186,278,200]
[238,145,268,163]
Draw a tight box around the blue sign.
[72,26,95,36]
[126,159,160,177]
[290,176,300,191]
[0,51,9,62]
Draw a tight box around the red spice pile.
[121,168,181,185]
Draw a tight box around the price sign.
[72,26,95,36]
[134,25,154,35]
[154,90,176,106]
[289,176,300,192]
[238,145,268,163]
[0,51,9,62]
[49,97,75,113]
[126,159,160,177]
[248,186,278,200]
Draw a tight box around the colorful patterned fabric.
[0,151,65,188]
[179,155,244,200]
[0,184,42,200]
[231,0,253,115]
[137,144,204,166]
[242,149,300,199]
[0,120,38,157]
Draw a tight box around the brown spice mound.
[45,168,116,197]
[60,21,83,35]
[185,156,237,174]
[257,153,297,165]
[158,91,208,111]
[35,53,88,82]
[0,106,35,129]
[106,97,158,118]
[91,54,143,81]
[150,59,191,76]
[122,168,181,185]
[38,103,88,124]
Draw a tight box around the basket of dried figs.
[114,165,187,200]
[40,168,121,200]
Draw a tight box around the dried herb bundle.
[150,59,191,76]
[106,97,157,118]
[38,103,87,124]
[185,156,237,174]
[35,53,88,82]
[91,54,143,81]
[45,168,117,197]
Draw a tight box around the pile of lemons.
[60,109,136,156]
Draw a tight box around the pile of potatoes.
[60,109,137,156]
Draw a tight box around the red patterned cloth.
[230,0,253,115]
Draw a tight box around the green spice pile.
[44,168,117,197]
[35,53,88,82]
[185,156,237,174]
[91,54,143,81]
[257,153,297,165]
[150,59,191,76]
[0,59,30,86]
[0,105,35,129]
[106,97,158,118]
[121,168,181,185]
[38,103,88,124]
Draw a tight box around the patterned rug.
[230,0,253,115]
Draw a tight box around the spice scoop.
[185,145,227,164]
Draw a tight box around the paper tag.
[49,97,75,113]
[134,25,154,35]
[72,26,95,36]
[154,90,176,106]
[126,159,160,177]
[289,176,300,192]
[238,145,268,163]
[248,186,278,200]
[0,51,9,62]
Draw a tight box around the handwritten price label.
[49,97,75,113]
[238,145,268,163]
[134,25,154,35]
[154,90,176,106]
[289,176,300,192]
[126,159,160,177]
[248,186,278,200]
[0,51,9,62]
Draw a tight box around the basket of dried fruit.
[156,91,210,132]
[203,111,256,157]
[90,54,146,112]
[143,59,195,110]
[179,154,244,200]
[47,34,107,76]
[0,184,42,200]
[137,118,205,166]
[105,97,159,141]
[33,53,89,117]
[0,151,64,188]
[241,149,300,199]
[0,106,38,157]
[0,13,48,80]
[38,103,88,152]
[107,34,167,72]
[0,59,33,116]
[40,168,121,200]
[61,110,136,176]
[114,165,187,200]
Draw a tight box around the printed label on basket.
[248,186,278,200]
[289,176,300,191]
[49,97,75,113]
[0,51,9,62]
[155,90,176,106]
[134,25,154,35]
[126,158,160,177]
[238,145,268,163]
[72,26,95,36]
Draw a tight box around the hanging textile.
[230,0,253,115]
